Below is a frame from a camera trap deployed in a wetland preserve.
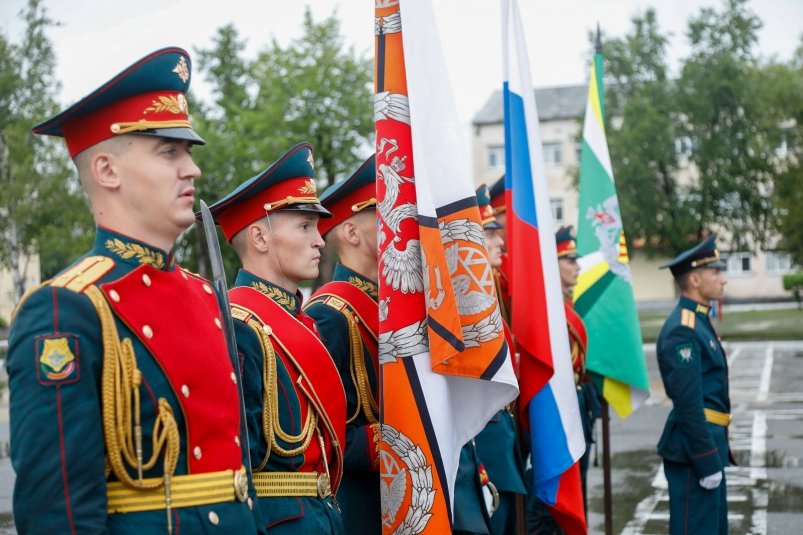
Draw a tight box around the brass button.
[142,274,151,287]
[215,317,222,329]
[208,511,219,525]
[109,290,120,303]
[262,324,272,336]
[203,283,213,295]
[142,325,153,339]
[181,385,190,398]
[193,446,202,460]
[230,372,237,385]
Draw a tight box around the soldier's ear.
[91,151,122,191]
[248,220,271,253]
[341,220,360,246]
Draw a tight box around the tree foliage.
[184,8,373,284]
[602,0,801,258]
[769,37,803,267]
[0,0,93,302]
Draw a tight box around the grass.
[639,307,803,343]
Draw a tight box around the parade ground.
[2,339,803,534]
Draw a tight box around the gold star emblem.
[173,56,190,83]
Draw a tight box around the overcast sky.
[1,0,801,133]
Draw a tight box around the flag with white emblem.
[374,1,519,532]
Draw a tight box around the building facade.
[471,85,795,303]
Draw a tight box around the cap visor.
[279,203,333,218]
[706,259,727,270]
[129,127,206,145]
[483,222,504,230]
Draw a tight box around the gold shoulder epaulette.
[50,256,115,294]
[680,308,696,329]
[231,305,252,323]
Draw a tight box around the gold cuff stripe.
[704,408,732,426]
[107,468,245,513]
[253,472,322,497]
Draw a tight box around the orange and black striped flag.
[374,1,519,533]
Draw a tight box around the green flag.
[574,41,650,419]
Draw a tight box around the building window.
[766,251,793,274]
[723,252,752,274]
[550,198,564,225]
[543,142,562,167]
[487,145,505,169]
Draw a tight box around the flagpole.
[601,399,613,535]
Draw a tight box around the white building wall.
[0,257,40,325]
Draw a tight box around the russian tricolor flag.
[501,0,587,533]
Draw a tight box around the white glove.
[699,470,723,489]
[482,484,495,517]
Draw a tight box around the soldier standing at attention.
[302,155,381,534]
[7,47,259,534]
[657,234,732,535]
[206,142,346,534]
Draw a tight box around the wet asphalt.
[1,340,802,534]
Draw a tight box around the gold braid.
[346,312,378,425]
[84,286,180,490]
[249,318,316,466]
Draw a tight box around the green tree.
[769,38,803,266]
[0,0,93,303]
[601,0,801,259]
[600,9,698,255]
[676,0,774,251]
[189,8,373,285]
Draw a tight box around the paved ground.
[585,340,803,535]
[1,340,803,533]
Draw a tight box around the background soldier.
[472,184,528,535]
[8,47,259,533]
[528,226,600,534]
[657,234,732,535]
[206,142,346,534]
[303,155,381,534]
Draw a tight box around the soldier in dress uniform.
[488,176,510,320]
[205,142,346,534]
[471,184,528,535]
[657,233,732,535]
[7,47,260,534]
[302,155,381,534]
[528,226,600,534]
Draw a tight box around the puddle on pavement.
[768,481,803,512]
[0,513,13,529]
[588,449,661,534]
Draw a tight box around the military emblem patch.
[675,343,695,366]
[37,335,80,385]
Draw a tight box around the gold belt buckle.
[316,473,332,499]
[234,470,249,502]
